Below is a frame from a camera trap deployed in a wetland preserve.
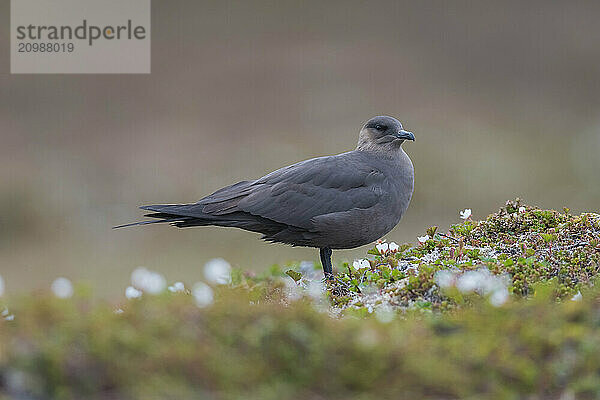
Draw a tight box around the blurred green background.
[1,0,599,297]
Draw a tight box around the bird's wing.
[200,153,388,229]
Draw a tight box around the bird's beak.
[395,130,415,141]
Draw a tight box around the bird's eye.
[375,124,386,131]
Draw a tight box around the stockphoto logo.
[11,0,151,74]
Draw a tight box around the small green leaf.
[285,269,302,282]
[426,226,438,238]
[391,269,405,280]
[541,233,556,243]
[367,248,380,256]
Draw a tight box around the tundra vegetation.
[1,199,599,399]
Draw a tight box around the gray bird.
[116,116,415,278]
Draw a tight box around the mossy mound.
[300,199,600,314]
[1,200,599,399]
[3,281,600,399]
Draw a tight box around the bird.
[115,116,415,279]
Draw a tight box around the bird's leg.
[319,247,333,280]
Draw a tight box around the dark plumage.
[116,116,415,278]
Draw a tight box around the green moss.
[2,283,600,399]
[323,199,600,314]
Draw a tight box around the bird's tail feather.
[112,218,181,229]
[113,205,197,229]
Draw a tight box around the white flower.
[0,274,4,297]
[376,242,389,254]
[352,259,370,270]
[518,206,526,213]
[489,288,509,307]
[131,267,166,294]
[125,286,142,299]
[417,235,429,244]
[455,268,510,306]
[571,291,582,301]
[307,280,326,300]
[168,282,185,293]
[204,258,232,285]
[283,278,303,301]
[2,308,14,321]
[51,277,73,299]
[456,270,486,293]
[388,242,400,252]
[114,308,124,314]
[434,270,456,289]
[192,281,214,308]
[299,261,315,273]
[459,208,472,220]
[375,305,395,323]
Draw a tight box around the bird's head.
[357,116,414,152]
